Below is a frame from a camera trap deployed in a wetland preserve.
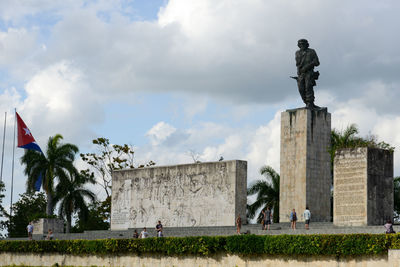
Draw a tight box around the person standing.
[236,214,242,234]
[290,209,297,230]
[261,209,266,230]
[27,222,34,240]
[156,221,163,237]
[264,207,272,230]
[132,229,139,238]
[303,206,311,230]
[139,227,149,238]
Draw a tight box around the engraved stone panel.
[111,160,247,230]
[280,108,331,222]
[333,147,393,226]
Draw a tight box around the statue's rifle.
[290,76,298,81]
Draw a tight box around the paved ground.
[4,222,397,241]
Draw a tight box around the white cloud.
[146,121,177,146]
[0,28,37,67]
[0,0,399,213]
[13,61,103,147]
[1,0,399,109]
[246,111,281,181]
[140,111,282,185]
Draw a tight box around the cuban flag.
[16,112,43,191]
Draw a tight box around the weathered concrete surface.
[33,218,64,235]
[0,251,391,267]
[111,160,247,230]
[334,147,393,226]
[280,108,331,222]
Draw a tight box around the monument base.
[280,107,331,222]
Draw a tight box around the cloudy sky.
[0,0,399,210]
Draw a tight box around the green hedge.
[0,234,399,257]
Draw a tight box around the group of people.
[26,221,54,240]
[290,207,311,230]
[132,220,164,238]
[235,206,312,234]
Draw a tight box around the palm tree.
[21,134,78,215]
[54,171,96,233]
[329,124,362,164]
[330,124,394,165]
[247,165,280,223]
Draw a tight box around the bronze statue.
[291,39,320,109]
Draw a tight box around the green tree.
[80,138,136,198]
[53,171,96,233]
[329,124,360,166]
[7,192,47,237]
[0,181,8,237]
[330,124,394,165]
[80,137,155,222]
[20,134,78,215]
[71,199,110,233]
[247,165,280,223]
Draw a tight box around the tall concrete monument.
[111,160,247,230]
[280,108,331,222]
[280,39,331,222]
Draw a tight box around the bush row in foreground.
[1,234,400,257]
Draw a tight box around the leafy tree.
[53,171,96,233]
[7,192,47,237]
[330,124,394,165]
[80,137,155,221]
[247,165,280,223]
[80,138,135,198]
[0,181,8,237]
[71,199,110,233]
[20,134,78,215]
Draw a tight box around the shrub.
[0,234,397,257]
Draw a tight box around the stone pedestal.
[33,218,64,235]
[280,108,331,222]
[334,147,393,226]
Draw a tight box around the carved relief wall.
[111,160,247,230]
[334,147,393,226]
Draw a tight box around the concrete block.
[32,218,64,235]
[280,108,331,222]
[334,147,393,226]
[111,160,247,230]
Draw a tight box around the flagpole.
[0,112,6,182]
[10,109,16,218]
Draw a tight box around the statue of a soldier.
[293,39,320,109]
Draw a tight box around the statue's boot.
[306,103,321,110]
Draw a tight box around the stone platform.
[5,222,396,241]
